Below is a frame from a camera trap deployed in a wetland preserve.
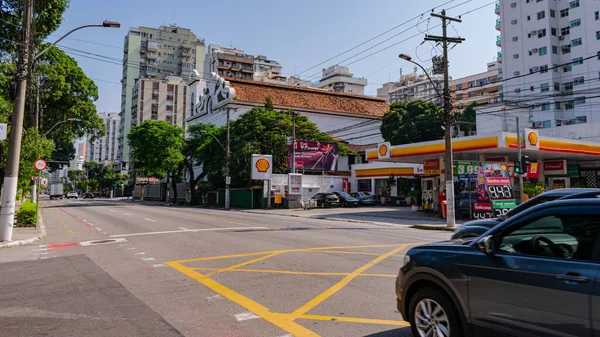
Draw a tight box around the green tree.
[48,140,75,172]
[128,121,185,179]
[67,169,84,189]
[83,161,101,181]
[456,102,477,135]
[101,165,129,196]
[380,100,445,145]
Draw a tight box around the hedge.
[16,200,37,226]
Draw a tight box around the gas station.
[362,130,600,218]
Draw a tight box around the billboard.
[251,154,273,180]
[473,162,517,219]
[289,141,339,171]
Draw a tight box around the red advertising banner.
[527,162,540,178]
[289,141,339,171]
[543,160,567,175]
[423,159,440,175]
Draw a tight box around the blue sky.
[51,0,498,113]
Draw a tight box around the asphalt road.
[0,198,451,337]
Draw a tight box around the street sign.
[225,176,231,185]
[0,123,6,140]
[34,158,47,171]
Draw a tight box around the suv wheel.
[408,287,462,337]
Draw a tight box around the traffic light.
[515,155,530,175]
[121,162,126,171]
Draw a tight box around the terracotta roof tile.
[225,78,388,117]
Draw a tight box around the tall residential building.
[313,65,368,95]
[131,76,187,129]
[388,72,444,104]
[69,142,86,170]
[119,24,205,169]
[376,82,402,102]
[88,112,120,164]
[497,0,600,136]
[449,61,502,110]
[253,55,286,84]
[204,45,254,80]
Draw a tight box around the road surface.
[0,198,451,337]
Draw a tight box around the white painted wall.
[539,121,600,142]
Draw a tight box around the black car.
[397,198,600,337]
[83,192,94,199]
[333,192,359,207]
[311,193,340,208]
[452,188,600,239]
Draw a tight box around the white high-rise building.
[313,65,368,95]
[88,112,120,164]
[497,0,600,139]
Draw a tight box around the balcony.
[497,52,502,62]
[182,49,192,57]
[241,66,254,73]
[147,68,157,76]
[495,19,501,31]
[495,2,500,15]
[147,42,158,51]
[147,52,157,60]
[496,35,501,47]
[232,64,242,71]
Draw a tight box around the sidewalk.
[0,212,46,249]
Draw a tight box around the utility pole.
[225,108,230,209]
[291,112,296,174]
[0,0,33,241]
[516,117,524,203]
[425,9,464,228]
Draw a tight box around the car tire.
[408,286,463,337]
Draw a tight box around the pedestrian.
[438,188,446,218]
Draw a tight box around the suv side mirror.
[477,235,496,255]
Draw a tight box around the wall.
[475,103,530,134]
[270,174,346,200]
[539,121,600,142]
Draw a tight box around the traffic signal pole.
[516,117,525,203]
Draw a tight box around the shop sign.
[527,163,540,178]
[423,159,440,175]
[288,173,302,195]
[377,142,390,159]
[414,164,424,175]
[543,160,567,175]
[525,128,540,150]
[251,154,273,180]
[473,163,517,219]
[455,161,479,179]
[342,178,350,192]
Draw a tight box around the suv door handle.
[557,273,591,283]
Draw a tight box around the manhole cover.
[80,238,128,246]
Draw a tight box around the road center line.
[109,227,268,238]
[144,218,156,222]
[123,213,131,216]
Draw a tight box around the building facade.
[131,76,188,130]
[69,142,86,171]
[449,61,502,109]
[119,24,205,168]
[388,72,444,104]
[88,112,120,164]
[313,65,368,95]
[497,0,600,135]
[204,45,255,80]
[376,82,402,102]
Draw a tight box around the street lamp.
[44,118,82,137]
[399,53,456,228]
[200,130,230,209]
[0,15,121,242]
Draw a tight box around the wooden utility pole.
[424,10,464,228]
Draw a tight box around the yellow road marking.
[298,314,410,326]
[291,245,408,318]
[229,221,248,226]
[54,214,74,235]
[165,261,321,337]
[202,252,281,278]
[68,230,74,235]
[191,267,397,278]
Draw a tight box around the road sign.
[0,123,6,140]
[34,158,47,171]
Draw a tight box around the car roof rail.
[557,191,600,200]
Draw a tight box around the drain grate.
[80,238,128,246]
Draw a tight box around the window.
[542,103,551,110]
[530,85,535,91]
[552,45,558,54]
[468,81,475,88]
[596,11,599,20]
[597,31,600,40]
[570,19,581,28]
[575,97,586,105]
[543,120,552,128]
[538,29,546,37]
[560,8,569,17]
[576,116,587,123]
[554,82,561,91]
[574,76,584,85]
[527,15,531,21]
[554,64,559,73]
[550,9,556,17]
[562,45,571,54]
[555,102,561,109]
[540,65,549,73]
[572,57,583,65]
[563,64,572,72]
[598,51,600,60]
[565,101,575,110]
[564,82,574,91]
[561,27,570,35]
[541,83,550,92]
[539,46,547,55]
[537,11,546,20]
[569,0,579,9]
[572,38,582,46]
[551,27,557,36]
[457,83,463,90]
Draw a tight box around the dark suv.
[452,188,600,239]
[396,198,600,337]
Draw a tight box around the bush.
[16,200,37,226]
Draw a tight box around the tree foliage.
[48,139,75,172]
[101,165,129,189]
[380,100,445,145]
[128,121,185,179]
[456,102,477,134]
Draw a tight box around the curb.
[411,224,456,232]
[0,211,46,249]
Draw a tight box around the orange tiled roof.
[225,78,388,117]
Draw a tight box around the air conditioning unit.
[512,36,519,41]
[559,36,565,40]
[511,19,518,24]
[532,48,539,54]
[510,2,517,7]
[531,30,537,35]
[515,88,521,93]
[532,66,540,71]
[514,71,520,75]
[513,54,519,59]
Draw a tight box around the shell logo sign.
[251,154,273,180]
[377,142,391,159]
[524,128,540,150]
[255,158,270,173]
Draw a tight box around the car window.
[498,213,600,261]
[506,195,559,217]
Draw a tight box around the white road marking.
[206,295,222,300]
[123,213,131,216]
[141,257,156,261]
[178,227,188,230]
[33,248,49,251]
[79,238,128,246]
[134,252,146,255]
[278,335,294,337]
[109,227,269,238]
[234,312,260,321]
[109,210,115,212]
[144,218,156,222]
[38,244,47,248]
[95,227,102,231]
[126,247,137,250]
[152,264,166,268]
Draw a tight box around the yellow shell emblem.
[255,158,270,173]
[378,144,388,156]
[528,132,539,146]
[501,164,507,171]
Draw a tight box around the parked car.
[451,188,600,239]
[83,192,94,199]
[66,191,78,199]
[332,192,359,207]
[396,198,600,337]
[311,193,340,208]
[350,192,375,205]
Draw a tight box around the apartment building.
[131,76,187,130]
[119,24,205,168]
[69,143,86,170]
[253,55,286,84]
[313,65,368,95]
[449,61,502,110]
[497,0,600,136]
[204,45,255,80]
[388,72,444,104]
[88,112,120,163]
[377,82,402,102]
